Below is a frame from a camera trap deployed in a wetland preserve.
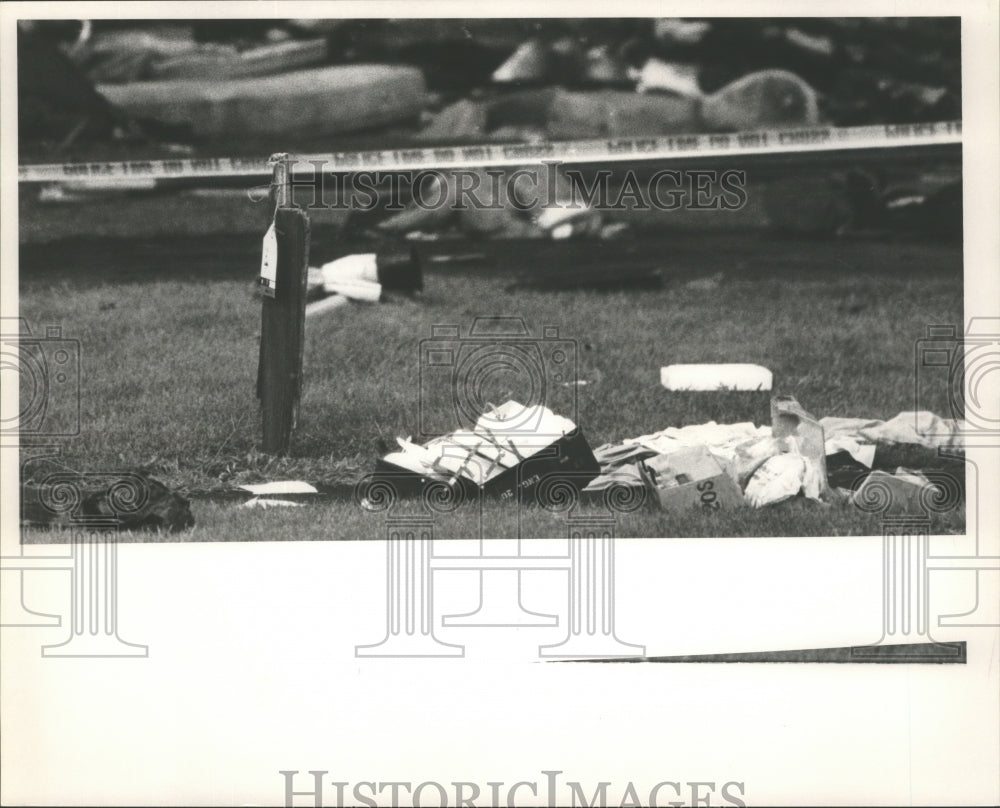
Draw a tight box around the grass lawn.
[19,230,965,540]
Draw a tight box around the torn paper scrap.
[819,411,964,450]
[625,421,768,457]
[743,453,810,508]
[732,435,794,487]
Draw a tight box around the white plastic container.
[660,364,773,391]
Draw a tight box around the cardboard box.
[639,445,744,511]
[487,427,600,504]
[373,403,600,504]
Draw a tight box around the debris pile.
[418,68,819,143]
[21,18,959,150]
[367,395,964,516]
[21,19,961,243]
[586,396,964,512]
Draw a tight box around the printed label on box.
[641,445,744,511]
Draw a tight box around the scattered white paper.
[825,435,876,468]
[322,279,381,302]
[305,295,350,318]
[242,497,305,509]
[238,481,317,495]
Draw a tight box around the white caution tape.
[18,120,961,184]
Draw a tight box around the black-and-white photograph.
[12,14,971,539]
[2,3,998,806]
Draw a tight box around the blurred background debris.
[17,17,962,244]
[19,17,960,153]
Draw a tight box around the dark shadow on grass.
[20,229,961,290]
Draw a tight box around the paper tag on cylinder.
[258,222,278,298]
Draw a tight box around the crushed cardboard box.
[374,401,600,503]
[639,445,743,512]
